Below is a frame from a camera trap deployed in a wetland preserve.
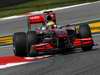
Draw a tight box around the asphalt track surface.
[0,2,100,75]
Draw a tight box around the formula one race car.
[13,11,94,57]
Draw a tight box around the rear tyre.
[79,23,93,51]
[13,32,27,57]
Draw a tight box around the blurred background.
[0,0,98,17]
[0,0,28,7]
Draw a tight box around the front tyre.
[79,23,93,51]
[13,32,27,57]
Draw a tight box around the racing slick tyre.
[27,31,39,56]
[79,23,93,51]
[13,32,27,57]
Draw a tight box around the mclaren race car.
[13,11,94,57]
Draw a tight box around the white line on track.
[0,62,29,69]
[93,34,100,36]
[0,16,25,21]
[24,55,51,60]
[0,45,12,48]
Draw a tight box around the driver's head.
[47,15,52,21]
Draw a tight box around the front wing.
[31,37,94,53]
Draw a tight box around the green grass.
[0,0,99,18]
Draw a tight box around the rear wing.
[28,15,45,24]
[27,11,56,31]
[28,11,56,25]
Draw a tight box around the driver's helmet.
[46,15,56,29]
[47,15,52,21]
